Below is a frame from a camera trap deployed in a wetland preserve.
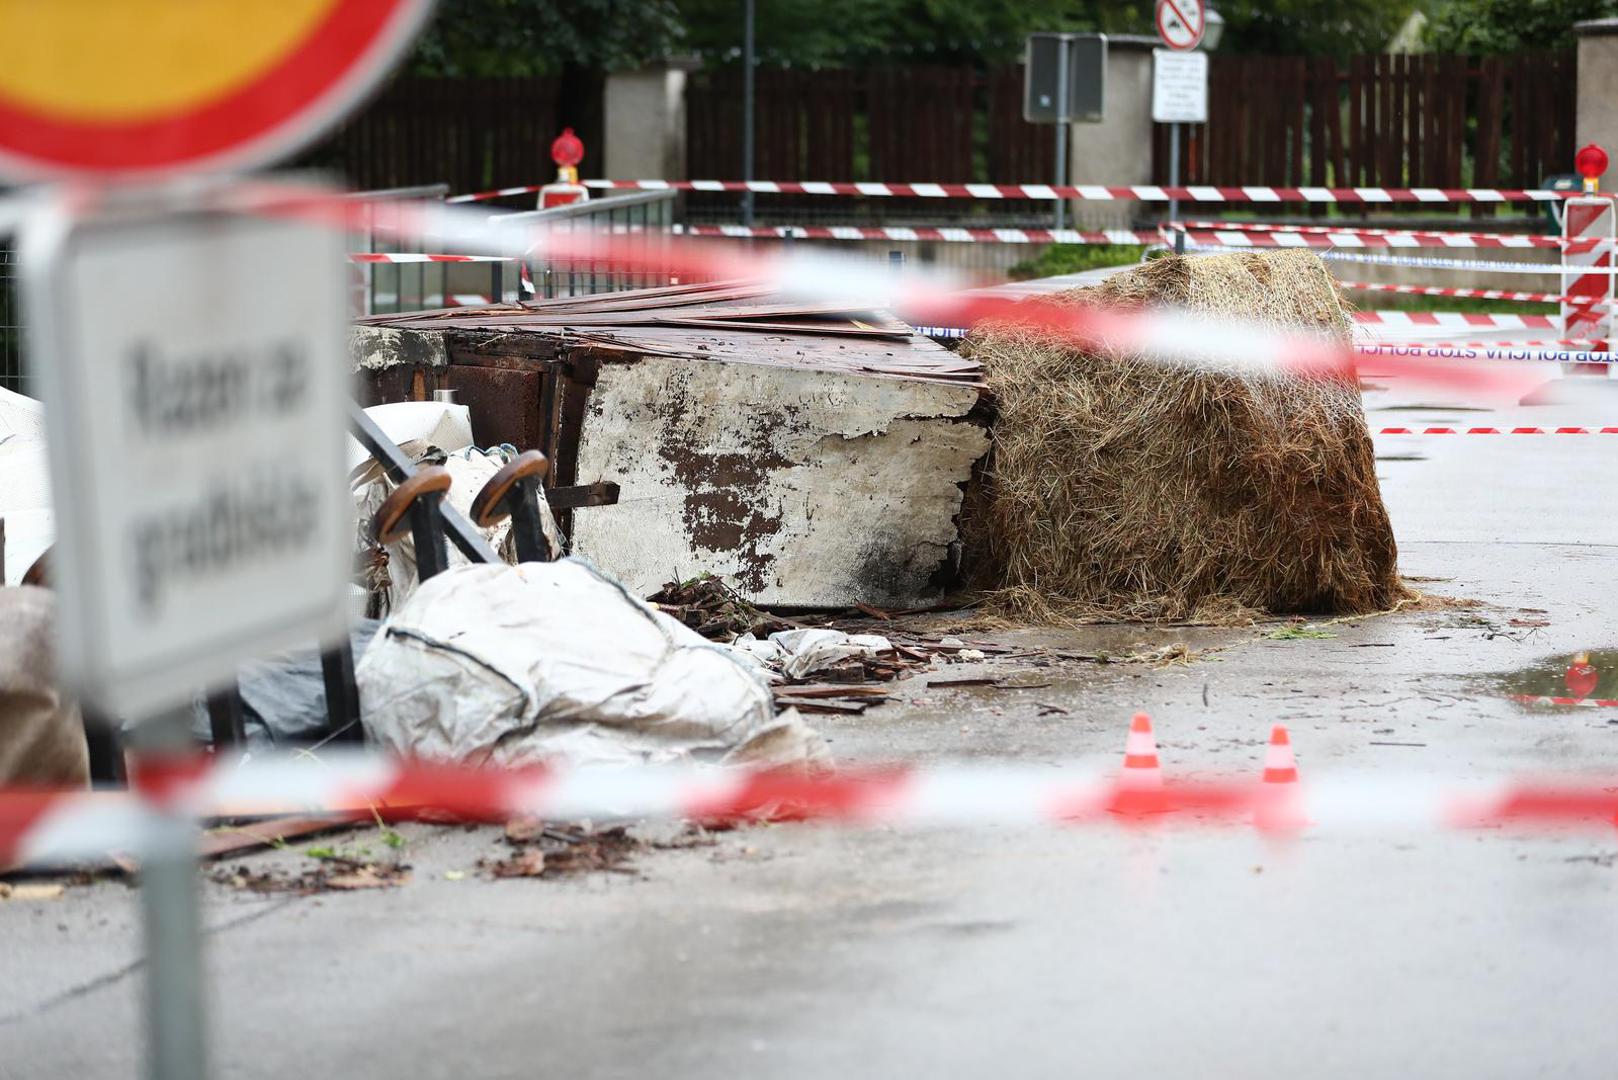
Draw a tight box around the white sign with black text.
[1153,48,1209,124]
[24,193,353,717]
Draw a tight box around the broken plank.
[773,683,893,699]
[773,697,870,714]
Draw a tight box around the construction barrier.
[11,715,1618,868]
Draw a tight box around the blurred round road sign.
[1155,0,1206,52]
[0,0,434,181]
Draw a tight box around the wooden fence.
[691,53,1575,219]
[291,55,1575,219]
[294,76,567,196]
[1155,51,1577,214]
[685,66,1054,216]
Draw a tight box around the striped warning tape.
[1353,311,1559,330]
[1337,281,1588,305]
[1179,220,1567,249]
[1310,249,1601,275]
[219,179,1543,402]
[1354,342,1614,365]
[1375,426,1618,434]
[1372,340,1605,349]
[678,223,1161,245]
[1512,695,1618,707]
[349,252,511,263]
[579,179,1582,204]
[678,224,1590,251]
[10,748,1618,867]
[904,329,1611,369]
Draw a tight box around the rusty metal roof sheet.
[358,281,982,386]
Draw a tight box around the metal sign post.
[1054,42,1070,232]
[1024,33,1107,234]
[1152,49,1209,227]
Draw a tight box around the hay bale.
[963,250,1408,623]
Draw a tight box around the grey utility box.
[1024,33,1107,123]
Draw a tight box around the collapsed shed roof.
[357,279,983,387]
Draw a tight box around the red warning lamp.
[551,128,584,175]
[1575,143,1608,194]
[539,127,589,208]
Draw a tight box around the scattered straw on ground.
[963,250,1410,625]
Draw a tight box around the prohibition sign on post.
[1155,0,1206,52]
[0,0,434,180]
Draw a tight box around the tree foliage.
[409,0,683,75]
[407,0,1430,75]
[1212,0,1414,57]
[1424,0,1617,53]
[675,0,1153,67]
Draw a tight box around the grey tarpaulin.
[189,621,382,748]
[357,559,830,770]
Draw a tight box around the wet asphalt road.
[3,369,1617,1079]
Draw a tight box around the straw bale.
[963,251,1408,623]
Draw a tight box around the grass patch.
[1265,624,1338,640]
[1008,244,1147,281]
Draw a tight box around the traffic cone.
[1254,724,1307,831]
[1110,712,1169,815]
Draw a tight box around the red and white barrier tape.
[216,181,1544,402]
[1376,339,1604,349]
[1311,249,1607,275]
[679,223,1588,252]
[581,179,1579,204]
[1337,280,1588,305]
[1179,220,1566,249]
[446,184,548,204]
[1353,311,1559,330]
[11,750,1618,866]
[1513,695,1618,707]
[678,224,1160,245]
[904,326,1608,368]
[1355,343,1614,366]
[349,252,511,263]
[1374,425,1618,434]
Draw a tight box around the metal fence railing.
[1,243,25,395]
[345,183,451,317]
[489,188,681,301]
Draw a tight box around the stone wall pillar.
[1576,20,1618,171]
[603,58,698,180]
[1067,35,1158,231]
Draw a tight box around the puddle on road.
[1482,648,1618,705]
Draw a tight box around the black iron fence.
[1,243,23,394]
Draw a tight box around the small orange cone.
[1121,712,1163,788]
[1255,724,1307,830]
[1261,724,1299,784]
[1110,712,1169,815]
